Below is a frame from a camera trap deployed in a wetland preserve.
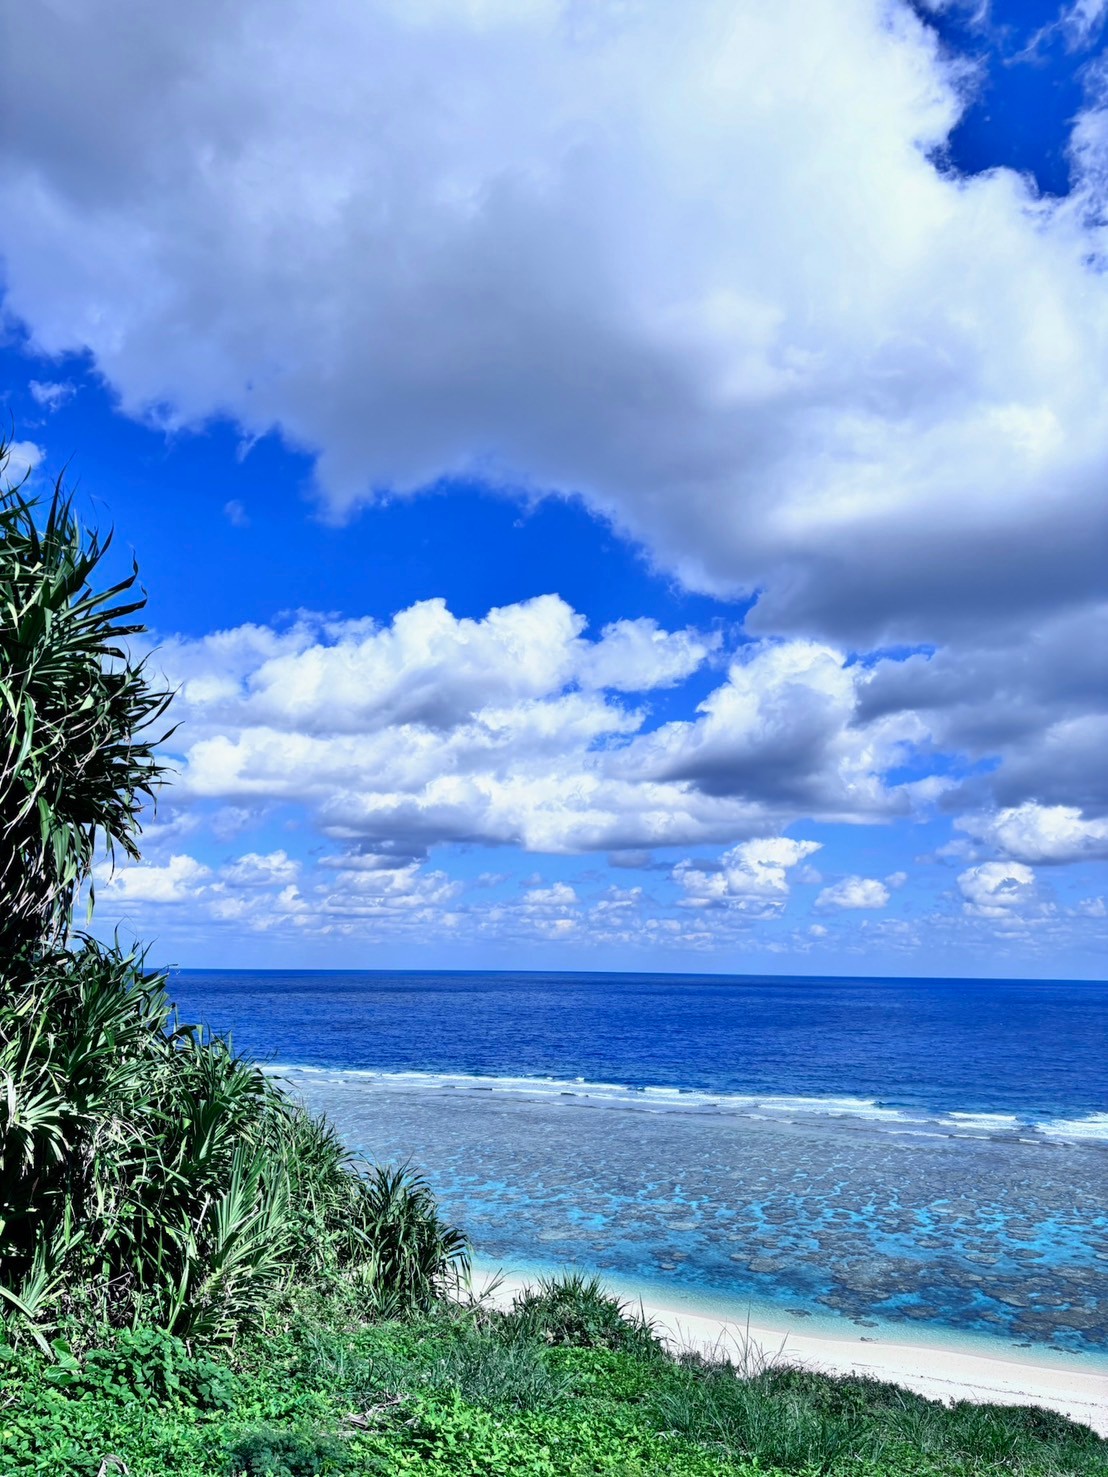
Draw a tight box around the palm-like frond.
[0,441,173,963]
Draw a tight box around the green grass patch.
[3,1283,1104,1477]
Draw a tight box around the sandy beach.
[472,1266,1108,1438]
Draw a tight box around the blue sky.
[2,0,1106,976]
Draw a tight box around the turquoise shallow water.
[169,970,1108,1355]
[275,1066,1108,1357]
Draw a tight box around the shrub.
[0,942,468,1345]
[0,445,171,965]
[507,1272,661,1358]
[342,1164,470,1318]
[43,1327,237,1409]
[224,1427,346,1477]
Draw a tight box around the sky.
[1,0,1106,977]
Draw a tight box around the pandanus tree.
[0,442,466,1349]
[0,441,183,1337]
[0,442,172,966]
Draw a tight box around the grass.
[1,1276,1104,1477]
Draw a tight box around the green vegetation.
[0,444,466,1351]
[0,939,467,1345]
[0,456,170,964]
[2,441,1103,1475]
[3,1287,1105,1476]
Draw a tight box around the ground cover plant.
[2,442,1104,1474]
[3,1285,1106,1476]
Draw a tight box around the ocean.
[168,969,1108,1357]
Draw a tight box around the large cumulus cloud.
[154,595,927,857]
[3,0,1108,649]
[6,0,1108,949]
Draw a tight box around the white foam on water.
[268,1066,962,1131]
[937,1112,1023,1136]
[1035,1112,1108,1142]
[943,1112,1022,1127]
[267,1064,1107,1146]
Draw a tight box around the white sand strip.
[470,1269,1108,1438]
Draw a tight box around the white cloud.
[2,0,1106,652]
[156,599,932,858]
[634,639,926,817]
[210,805,268,842]
[316,861,461,919]
[575,620,717,692]
[287,603,695,721]
[137,808,201,851]
[1060,0,1108,46]
[221,849,300,886]
[6,1,1108,865]
[816,875,890,910]
[676,836,821,913]
[97,852,211,903]
[172,853,466,935]
[957,803,1108,865]
[165,596,688,734]
[0,440,44,483]
[28,379,74,411]
[957,860,1044,921]
[524,882,578,907]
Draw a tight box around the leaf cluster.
[0,943,468,1347]
[0,442,172,964]
[506,1271,661,1358]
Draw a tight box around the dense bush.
[0,444,467,1350]
[506,1271,661,1358]
[0,450,170,964]
[0,939,467,1345]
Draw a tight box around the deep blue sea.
[168,970,1108,1356]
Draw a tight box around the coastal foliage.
[507,1270,661,1358]
[0,443,171,964]
[0,447,467,1350]
[0,939,467,1346]
[2,1286,1104,1476]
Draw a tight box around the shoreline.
[468,1257,1108,1437]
